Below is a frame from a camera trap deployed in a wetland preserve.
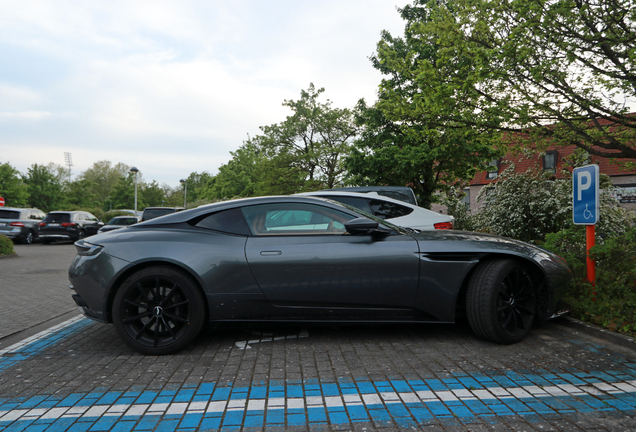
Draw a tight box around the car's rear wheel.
[466,259,536,344]
[113,267,206,355]
[21,230,34,244]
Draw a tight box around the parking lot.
[1,243,636,431]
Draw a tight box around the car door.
[243,202,420,308]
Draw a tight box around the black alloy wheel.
[466,259,536,344]
[113,267,206,355]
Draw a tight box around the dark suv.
[0,207,46,244]
[141,206,184,222]
[39,211,103,244]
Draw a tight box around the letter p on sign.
[573,164,599,225]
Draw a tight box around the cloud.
[0,0,409,184]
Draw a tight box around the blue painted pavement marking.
[2,319,636,428]
[0,316,93,374]
[1,371,636,430]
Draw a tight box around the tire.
[113,267,206,355]
[20,231,35,244]
[466,259,536,344]
[77,230,85,240]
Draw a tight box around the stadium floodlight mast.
[64,152,73,183]
[130,167,139,216]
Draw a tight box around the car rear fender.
[103,259,208,323]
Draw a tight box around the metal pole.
[586,224,596,300]
[134,172,138,216]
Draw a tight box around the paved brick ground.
[1,243,636,430]
[0,243,77,339]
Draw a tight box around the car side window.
[195,208,252,236]
[367,199,413,219]
[241,203,355,236]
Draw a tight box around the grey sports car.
[68,196,571,355]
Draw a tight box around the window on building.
[486,159,500,179]
[543,151,558,173]
[461,188,470,208]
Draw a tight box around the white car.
[296,191,454,231]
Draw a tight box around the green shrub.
[0,235,15,256]
[544,226,636,336]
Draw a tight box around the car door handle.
[260,251,282,256]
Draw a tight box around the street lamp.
[130,167,139,216]
[180,179,187,209]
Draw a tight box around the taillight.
[434,221,453,230]
[39,222,46,227]
[10,222,25,227]
[62,222,77,227]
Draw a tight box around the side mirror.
[344,217,379,235]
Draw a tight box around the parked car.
[0,207,46,244]
[69,195,571,355]
[98,216,139,233]
[140,206,184,222]
[296,191,454,230]
[322,186,419,205]
[39,211,103,244]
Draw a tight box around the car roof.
[137,195,351,226]
[0,207,40,211]
[297,191,418,209]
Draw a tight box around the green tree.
[79,161,130,204]
[24,164,64,212]
[345,3,501,208]
[65,179,100,209]
[0,162,29,207]
[183,172,214,203]
[414,0,636,159]
[110,173,143,210]
[141,181,166,207]
[205,141,263,200]
[255,84,358,190]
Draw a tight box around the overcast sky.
[0,0,410,187]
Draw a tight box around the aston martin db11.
[68,196,571,355]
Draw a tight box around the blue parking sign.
[573,164,599,225]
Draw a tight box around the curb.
[554,315,636,351]
[0,253,17,259]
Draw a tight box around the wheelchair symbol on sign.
[584,204,593,220]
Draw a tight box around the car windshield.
[323,199,410,235]
[0,210,20,219]
[108,217,137,226]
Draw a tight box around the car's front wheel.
[113,267,206,355]
[466,259,536,344]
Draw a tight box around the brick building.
[460,145,636,213]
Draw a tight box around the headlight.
[74,240,104,256]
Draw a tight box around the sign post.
[573,164,600,296]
